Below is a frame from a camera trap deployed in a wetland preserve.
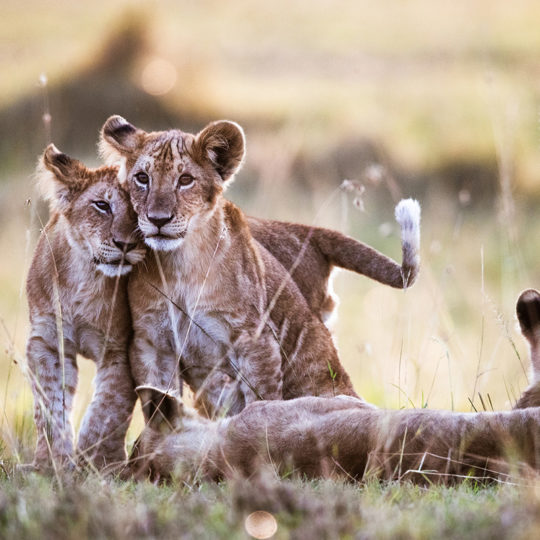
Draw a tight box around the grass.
[1,170,539,538]
[2,1,540,537]
[0,470,539,539]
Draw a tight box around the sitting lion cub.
[132,289,540,484]
[26,145,145,470]
[99,115,421,416]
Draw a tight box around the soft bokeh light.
[244,511,278,539]
[140,57,177,96]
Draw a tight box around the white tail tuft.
[395,198,421,250]
[394,198,421,288]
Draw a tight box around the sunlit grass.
[1,170,537,442]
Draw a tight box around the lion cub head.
[38,144,146,276]
[100,116,245,251]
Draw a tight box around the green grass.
[0,470,538,539]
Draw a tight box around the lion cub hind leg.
[26,322,78,471]
[514,288,540,409]
[193,369,245,418]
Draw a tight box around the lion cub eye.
[178,174,194,188]
[134,172,150,186]
[93,200,111,213]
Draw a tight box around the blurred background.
[2,0,540,460]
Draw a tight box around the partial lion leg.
[514,288,540,409]
[193,368,242,418]
[26,318,78,470]
[233,331,283,406]
[77,351,136,470]
[129,331,180,391]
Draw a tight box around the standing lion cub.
[26,145,145,470]
[100,115,421,416]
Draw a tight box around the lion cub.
[132,289,540,484]
[101,116,420,329]
[100,115,420,416]
[26,145,145,470]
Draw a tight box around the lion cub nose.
[147,214,173,228]
[113,240,138,252]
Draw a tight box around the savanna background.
[1,1,540,538]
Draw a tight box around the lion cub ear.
[136,385,184,433]
[194,120,246,183]
[37,144,86,211]
[100,115,145,164]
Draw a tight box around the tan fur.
[131,289,540,484]
[26,145,145,470]
[99,116,420,416]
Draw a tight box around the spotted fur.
[26,144,145,471]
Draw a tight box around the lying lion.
[131,289,540,484]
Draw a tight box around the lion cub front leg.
[232,330,283,406]
[193,368,241,417]
[77,349,136,470]
[129,329,181,392]
[26,317,78,470]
